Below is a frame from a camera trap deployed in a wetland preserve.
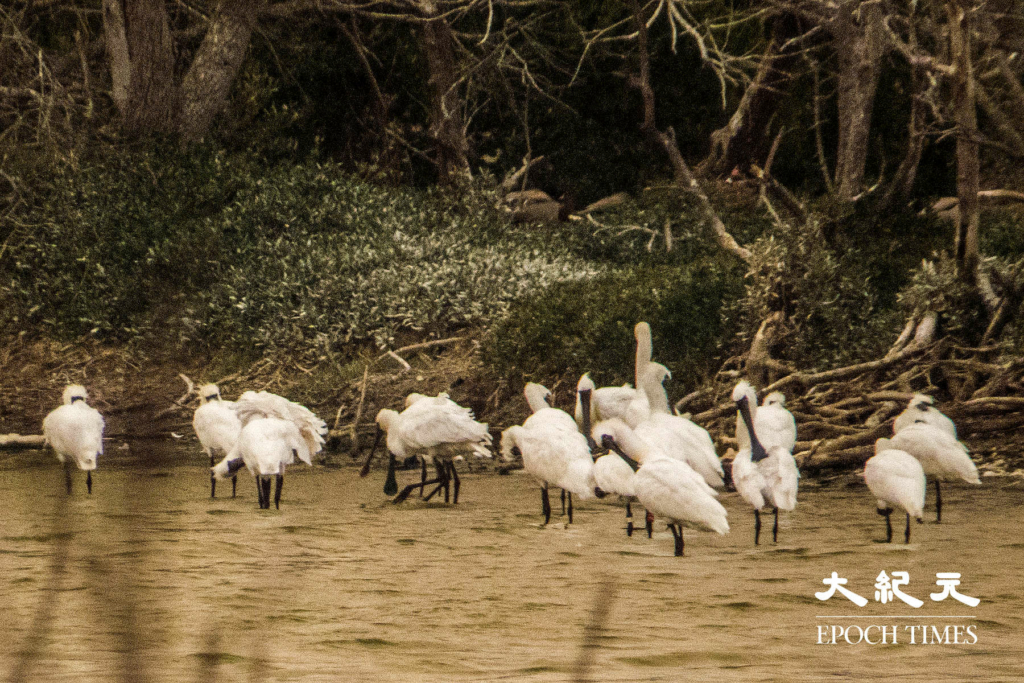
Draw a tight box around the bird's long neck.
[639,364,671,415]
[634,324,653,388]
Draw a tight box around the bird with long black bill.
[193,383,241,498]
[593,419,727,557]
[43,384,104,495]
[731,381,799,545]
[211,391,326,510]
[360,392,492,504]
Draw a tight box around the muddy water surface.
[2,446,1023,682]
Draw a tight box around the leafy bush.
[483,261,744,387]
[727,218,899,370]
[1,148,607,354]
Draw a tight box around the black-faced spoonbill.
[731,381,800,545]
[42,384,104,494]
[888,421,979,522]
[361,392,492,504]
[211,391,326,509]
[635,362,724,489]
[594,418,728,556]
[193,383,241,498]
[865,439,926,543]
[893,393,957,438]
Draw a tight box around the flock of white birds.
[40,321,981,554]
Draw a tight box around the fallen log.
[0,434,46,449]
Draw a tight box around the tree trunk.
[102,0,176,135]
[417,1,470,184]
[949,2,980,280]
[832,1,884,201]
[878,62,927,212]
[179,0,262,143]
[699,16,803,176]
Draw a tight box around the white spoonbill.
[42,384,104,495]
[501,418,595,525]
[594,418,728,556]
[893,393,956,438]
[524,382,577,433]
[888,421,979,522]
[361,392,492,504]
[865,439,926,543]
[192,383,241,498]
[732,381,800,545]
[636,362,724,489]
[211,391,326,509]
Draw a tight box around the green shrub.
[483,261,744,387]
[1,149,608,354]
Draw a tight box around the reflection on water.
[2,443,1023,681]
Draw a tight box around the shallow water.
[2,446,1023,682]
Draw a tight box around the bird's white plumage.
[888,422,979,484]
[42,384,104,471]
[193,384,241,460]
[732,445,800,512]
[732,381,796,453]
[501,424,596,499]
[593,419,727,534]
[757,392,797,453]
[637,362,724,488]
[731,381,800,513]
[215,416,311,477]
[893,394,957,438]
[593,452,637,498]
[865,439,926,519]
[524,383,552,414]
[377,393,492,463]
[213,392,326,482]
[233,390,327,456]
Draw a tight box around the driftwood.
[694,332,1024,473]
[1,433,46,449]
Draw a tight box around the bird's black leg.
[934,480,942,523]
[772,507,779,543]
[86,471,92,495]
[877,508,893,543]
[905,512,912,543]
[449,462,460,504]
[541,487,551,525]
[231,475,237,498]
[274,474,283,510]
[560,489,566,516]
[626,500,634,537]
[567,491,574,524]
[440,461,451,503]
[645,510,654,538]
[394,476,443,504]
[754,509,761,546]
[670,524,684,557]
[64,461,72,494]
[256,477,264,508]
[261,478,272,510]
[419,457,428,497]
[210,454,216,498]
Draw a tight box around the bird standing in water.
[43,384,104,495]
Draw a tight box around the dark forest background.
[3,0,1024,395]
